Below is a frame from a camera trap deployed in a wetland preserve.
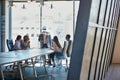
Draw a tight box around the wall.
[112,18,120,63]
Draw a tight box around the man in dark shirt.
[38,26,51,48]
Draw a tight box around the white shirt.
[13,40,22,50]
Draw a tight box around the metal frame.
[103,0,116,75]
[96,0,109,79]
[8,0,79,1]
[97,0,119,79]
[85,0,120,80]
[100,0,119,79]
[0,2,1,52]
[67,0,92,80]
[8,6,12,39]
[110,1,120,64]
[88,0,102,79]
[100,0,114,78]
[106,0,118,68]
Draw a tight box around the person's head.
[53,36,58,42]
[66,34,71,41]
[23,35,29,42]
[42,26,47,32]
[16,35,22,41]
[53,36,61,48]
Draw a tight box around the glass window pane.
[11,1,80,48]
[12,2,40,48]
[42,1,74,46]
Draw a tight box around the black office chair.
[6,39,30,67]
[6,39,18,69]
[6,39,14,51]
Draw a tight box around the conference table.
[0,48,54,80]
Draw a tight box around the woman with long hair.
[50,36,62,67]
[22,35,30,50]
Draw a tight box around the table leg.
[18,62,24,80]
[31,58,37,78]
[43,61,48,74]
[0,65,4,80]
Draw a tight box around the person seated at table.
[13,35,23,50]
[50,36,62,67]
[22,35,30,50]
[12,35,23,68]
[21,35,30,64]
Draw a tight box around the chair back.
[6,39,14,51]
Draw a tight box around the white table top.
[0,48,54,65]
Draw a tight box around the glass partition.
[11,1,80,48]
[0,2,1,52]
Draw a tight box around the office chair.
[2,39,19,80]
[6,39,14,51]
[5,39,16,69]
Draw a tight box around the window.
[10,1,79,48]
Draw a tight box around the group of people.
[38,28,72,67]
[12,27,72,67]
[49,34,72,67]
[13,35,30,50]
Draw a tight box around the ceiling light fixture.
[21,4,26,9]
[40,0,44,6]
[50,3,53,9]
[27,0,36,3]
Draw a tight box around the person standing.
[38,26,52,65]
[64,34,72,57]
[38,26,51,48]
[62,34,72,68]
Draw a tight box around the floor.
[104,64,120,80]
[3,59,68,80]
[2,61,120,80]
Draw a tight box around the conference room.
[0,0,77,80]
[0,0,120,80]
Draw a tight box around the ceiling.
[7,0,77,1]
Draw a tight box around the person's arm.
[50,42,55,50]
[38,35,41,41]
[52,42,62,52]
[68,40,72,57]
[38,34,44,42]
[62,41,67,53]
[23,41,30,50]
